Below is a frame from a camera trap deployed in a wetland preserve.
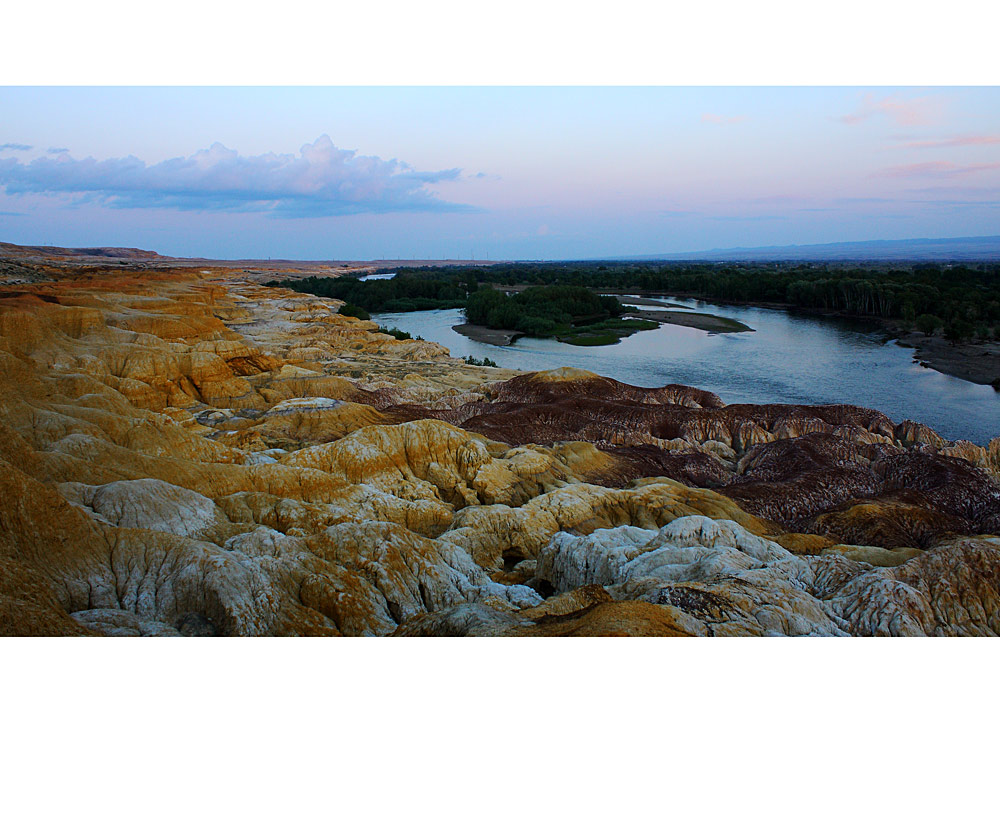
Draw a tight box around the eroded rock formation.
[1,267,997,636]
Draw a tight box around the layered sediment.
[1,265,998,636]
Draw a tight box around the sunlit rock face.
[0,269,997,636]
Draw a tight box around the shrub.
[379,325,411,340]
[464,355,498,367]
[915,313,942,336]
[339,303,371,321]
[944,318,973,344]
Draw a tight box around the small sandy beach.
[896,333,1000,388]
[452,323,523,346]
[629,309,753,333]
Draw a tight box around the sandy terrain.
[615,295,692,309]
[897,333,1000,388]
[630,309,753,333]
[452,323,524,346]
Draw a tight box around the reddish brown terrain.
[1,247,998,636]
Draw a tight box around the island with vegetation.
[266,267,748,346]
[462,285,662,345]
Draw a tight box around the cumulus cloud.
[871,161,1000,179]
[0,143,32,151]
[0,135,474,217]
[839,93,940,127]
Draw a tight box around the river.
[372,298,1000,444]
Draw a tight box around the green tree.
[915,313,942,336]
[339,303,370,321]
[944,317,972,344]
[901,302,916,328]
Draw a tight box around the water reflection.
[373,298,1000,444]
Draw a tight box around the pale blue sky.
[1,87,998,259]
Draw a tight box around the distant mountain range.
[618,235,1000,262]
[6,235,1000,266]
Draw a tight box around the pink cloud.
[701,113,747,126]
[871,161,1000,179]
[906,185,1000,197]
[840,93,940,127]
[889,134,1000,149]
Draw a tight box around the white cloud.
[0,135,475,218]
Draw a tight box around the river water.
[371,298,999,444]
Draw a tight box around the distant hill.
[0,241,497,270]
[621,235,1000,262]
[0,242,168,261]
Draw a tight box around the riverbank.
[615,294,692,309]
[614,288,1000,389]
[452,322,523,346]
[374,306,999,443]
[896,332,1000,388]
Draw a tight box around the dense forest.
[267,259,1000,343]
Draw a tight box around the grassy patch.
[559,333,622,346]
[686,312,751,330]
[553,317,659,344]
[618,318,660,331]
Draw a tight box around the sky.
[1,86,999,260]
